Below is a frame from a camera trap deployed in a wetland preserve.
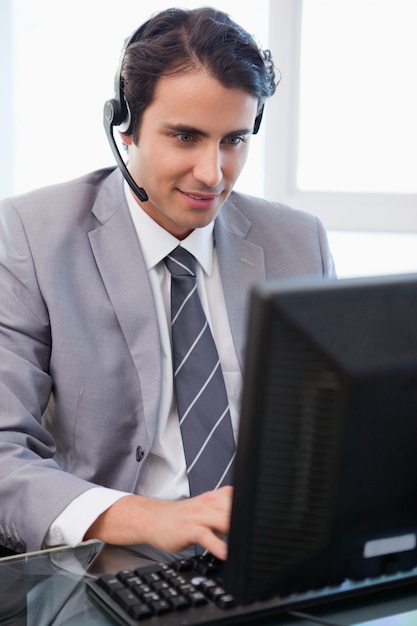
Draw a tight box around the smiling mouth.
[182,191,219,200]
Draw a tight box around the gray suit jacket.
[0,167,335,551]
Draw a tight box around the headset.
[103,25,149,203]
[103,21,264,204]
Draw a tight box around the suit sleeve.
[0,200,98,552]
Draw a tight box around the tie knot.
[165,246,196,277]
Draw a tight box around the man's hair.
[120,7,278,142]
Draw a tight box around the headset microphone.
[103,99,149,203]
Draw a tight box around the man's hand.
[84,486,233,560]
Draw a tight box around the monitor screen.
[224,273,417,604]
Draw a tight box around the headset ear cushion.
[117,97,132,134]
[103,97,132,134]
[104,99,119,125]
[253,106,264,134]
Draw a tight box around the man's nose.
[193,145,222,187]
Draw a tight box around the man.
[0,7,335,560]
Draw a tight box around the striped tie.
[165,246,236,496]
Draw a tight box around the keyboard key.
[148,598,171,615]
[187,590,208,607]
[117,569,136,582]
[176,582,197,596]
[129,603,152,620]
[159,565,178,579]
[217,593,236,610]
[173,558,193,572]
[131,582,152,599]
[96,574,125,596]
[168,594,190,611]
[150,579,170,593]
[113,588,142,612]
[141,571,162,585]
[141,591,160,604]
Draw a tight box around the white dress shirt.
[45,184,241,547]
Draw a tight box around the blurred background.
[1,0,416,277]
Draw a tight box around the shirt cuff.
[44,487,130,547]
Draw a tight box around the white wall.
[329,231,417,278]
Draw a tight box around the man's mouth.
[183,191,218,200]
[179,190,220,207]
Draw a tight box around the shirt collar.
[124,181,214,275]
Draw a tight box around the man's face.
[122,69,258,239]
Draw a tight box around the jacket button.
[135,445,145,462]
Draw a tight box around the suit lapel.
[85,175,263,430]
[88,171,161,437]
[215,197,266,368]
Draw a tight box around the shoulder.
[226,191,319,226]
[222,191,326,241]
[219,191,335,277]
[0,167,119,220]
[0,168,125,258]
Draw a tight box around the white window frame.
[264,0,417,233]
[0,0,13,200]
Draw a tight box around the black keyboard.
[87,553,417,625]
[87,554,295,625]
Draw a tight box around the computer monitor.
[224,273,417,604]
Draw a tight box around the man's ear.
[119,132,133,145]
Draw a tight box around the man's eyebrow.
[161,123,253,137]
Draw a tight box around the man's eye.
[176,134,194,143]
[225,136,245,145]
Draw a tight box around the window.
[298,0,417,196]
[265,0,417,233]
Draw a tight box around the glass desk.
[1,542,417,625]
